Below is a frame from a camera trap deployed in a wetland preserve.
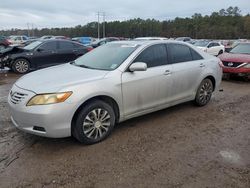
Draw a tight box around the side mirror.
[129,62,147,72]
[37,48,44,52]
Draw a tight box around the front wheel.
[218,50,223,55]
[12,58,30,74]
[72,100,116,144]
[194,79,214,106]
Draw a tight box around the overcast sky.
[0,0,249,29]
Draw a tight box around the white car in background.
[194,40,225,56]
[7,35,29,46]
[134,37,168,41]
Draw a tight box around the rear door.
[122,44,173,117]
[57,41,76,63]
[167,43,204,101]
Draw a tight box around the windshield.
[194,41,209,47]
[23,41,43,50]
[230,43,250,54]
[74,43,139,70]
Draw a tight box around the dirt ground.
[0,70,249,188]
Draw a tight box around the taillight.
[87,47,93,52]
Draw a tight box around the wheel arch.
[204,75,216,91]
[71,95,120,133]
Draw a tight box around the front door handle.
[164,70,171,75]
[200,63,205,68]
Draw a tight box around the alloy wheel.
[198,80,213,105]
[15,60,29,73]
[83,108,111,139]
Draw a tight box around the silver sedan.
[8,41,222,144]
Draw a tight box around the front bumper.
[8,84,76,138]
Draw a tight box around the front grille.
[10,91,28,104]
[222,61,243,68]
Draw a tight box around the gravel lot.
[0,71,250,188]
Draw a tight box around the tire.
[72,100,116,144]
[12,58,30,74]
[194,79,214,106]
[218,50,223,55]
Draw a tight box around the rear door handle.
[164,70,171,75]
[200,63,205,68]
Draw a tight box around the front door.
[122,44,173,117]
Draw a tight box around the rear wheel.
[72,100,115,144]
[194,79,214,106]
[12,58,30,74]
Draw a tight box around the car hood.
[218,52,250,63]
[0,46,27,56]
[15,63,109,93]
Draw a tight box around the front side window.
[168,44,193,63]
[39,41,57,51]
[134,44,168,68]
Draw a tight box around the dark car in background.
[0,36,11,51]
[218,43,250,80]
[0,39,92,73]
[88,37,120,48]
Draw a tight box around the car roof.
[111,40,191,46]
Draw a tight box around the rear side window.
[168,44,193,63]
[59,41,74,50]
[73,43,83,48]
[134,44,168,68]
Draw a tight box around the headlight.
[27,92,72,106]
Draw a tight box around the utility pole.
[103,12,106,38]
[97,12,106,39]
[27,23,30,37]
[97,12,100,39]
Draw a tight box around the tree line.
[1,6,250,39]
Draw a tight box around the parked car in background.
[88,37,120,48]
[7,35,29,46]
[0,36,11,51]
[175,37,192,42]
[40,35,54,40]
[133,37,168,41]
[72,37,96,46]
[0,39,92,73]
[218,42,250,79]
[51,36,70,40]
[194,40,225,56]
[8,40,222,144]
